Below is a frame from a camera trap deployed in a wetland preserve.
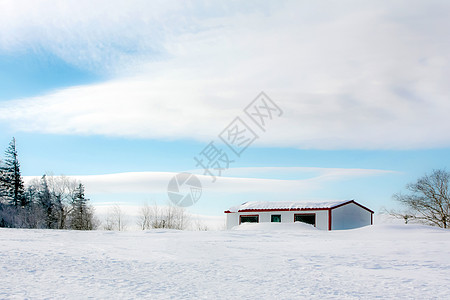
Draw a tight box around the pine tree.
[70,183,94,230]
[1,138,25,207]
[0,156,5,203]
[38,175,56,228]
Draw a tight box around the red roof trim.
[225,200,374,214]
[330,200,374,214]
[236,207,330,213]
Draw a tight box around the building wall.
[226,213,240,229]
[226,210,329,230]
[331,203,372,230]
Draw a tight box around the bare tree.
[139,202,190,230]
[104,204,127,231]
[0,201,46,229]
[24,174,99,230]
[194,219,209,231]
[27,174,80,229]
[137,203,152,230]
[393,169,450,228]
[46,174,79,229]
[103,217,114,231]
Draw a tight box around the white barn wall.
[225,200,373,230]
[331,202,372,230]
[226,213,239,229]
[310,211,328,230]
[227,210,330,230]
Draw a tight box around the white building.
[224,200,373,230]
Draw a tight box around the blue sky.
[0,0,450,217]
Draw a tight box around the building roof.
[224,200,374,213]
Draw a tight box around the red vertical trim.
[371,213,373,225]
[328,208,332,231]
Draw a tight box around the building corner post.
[328,209,332,231]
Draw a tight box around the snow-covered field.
[1,223,450,299]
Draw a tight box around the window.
[271,215,281,222]
[240,215,259,224]
[294,214,315,226]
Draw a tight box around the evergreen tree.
[70,183,94,230]
[1,138,25,207]
[0,157,5,203]
[38,175,57,228]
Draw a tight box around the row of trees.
[2,137,448,231]
[103,203,197,231]
[0,138,97,230]
[137,203,190,230]
[0,137,205,231]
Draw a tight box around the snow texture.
[1,224,450,299]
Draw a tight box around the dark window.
[294,214,315,226]
[240,215,259,224]
[271,215,281,222]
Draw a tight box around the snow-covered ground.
[1,223,450,299]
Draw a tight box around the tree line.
[0,138,97,229]
[2,137,448,231]
[102,203,198,231]
[0,137,199,231]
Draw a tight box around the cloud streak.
[23,167,395,195]
[1,1,450,149]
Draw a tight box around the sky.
[0,0,450,218]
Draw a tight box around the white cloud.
[1,1,450,149]
[23,167,395,195]
[23,167,394,219]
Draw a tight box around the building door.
[294,214,315,226]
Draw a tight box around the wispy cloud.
[1,1,450,149]
[23,167,395,195]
